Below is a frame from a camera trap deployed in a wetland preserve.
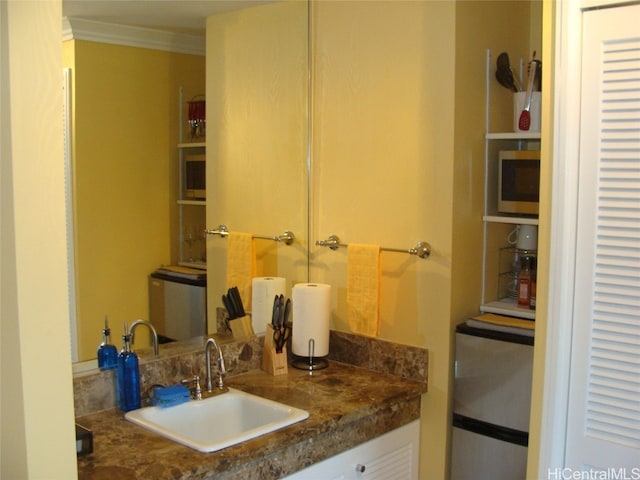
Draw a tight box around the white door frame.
[534,0,584,473]
[536,0,639,474]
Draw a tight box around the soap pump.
[117,321,141,412]
[97,315,118,370]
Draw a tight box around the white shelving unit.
[177,88,206,269]
[480,50,540,321]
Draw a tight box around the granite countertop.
[76,361,427,480]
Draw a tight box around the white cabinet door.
[284,420,420,480]
[566,3,640,471]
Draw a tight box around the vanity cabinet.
[480,50,540,320]
[177,87,206,269]
[283,420,420,480]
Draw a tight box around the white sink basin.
[125,388,309,452]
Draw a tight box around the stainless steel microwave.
[498,150,540,215]
[184,153,205,200]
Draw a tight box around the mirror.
[205,1,310,333]
[64,1,309,365]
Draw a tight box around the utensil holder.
[262,324,288,376]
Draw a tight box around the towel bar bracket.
[204,224,230,237]
[410,242,431,259]
[267,230,295,245]
[316,234,341,250]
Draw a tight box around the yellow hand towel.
[226,232,256,311]
[347,243,381,337]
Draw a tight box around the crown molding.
[62,17,205,56]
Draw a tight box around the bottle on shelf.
[529,257,537,310]
[97,315,118,370]
[117,322,141,412]
[517,256,532,308]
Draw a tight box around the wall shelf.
[486,132,541,140]
[480,50,540,321]
[480,299,536,320]
[483,215,538,225]
[178,142,206,149]
[177,199,206,206]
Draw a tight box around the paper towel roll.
[292,283,331,357]
[251,277,286,335]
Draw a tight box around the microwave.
[184,153,206,200]
[498,150,540,215]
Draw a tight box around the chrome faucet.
[205,337,226,391]
[181,375,202,400]
[130,319,159,357]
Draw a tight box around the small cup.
[509,225,538,251]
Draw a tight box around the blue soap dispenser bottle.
[97,315,118,370]
[117,322,141,412]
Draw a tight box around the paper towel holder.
[291,338,329,372]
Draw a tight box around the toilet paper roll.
[251,277,286,335]
[292,283,331,357]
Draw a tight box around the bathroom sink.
[125,388,309,453]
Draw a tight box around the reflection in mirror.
[65,2,309,367]
[206,1,310,334]
[72,333,235,375]
[63,36,206,364]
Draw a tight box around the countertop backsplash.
[73,330,428,418]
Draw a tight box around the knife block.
[228,315,254,340]
[262,324,288,376]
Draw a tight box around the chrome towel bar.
[205,224,295,246]
[316,235,431,259]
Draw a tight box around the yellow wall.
[309,1,539,478]
[311,4,456,476]
[1,0,77,476]
[64,40,205,361]
[205,0,309,323]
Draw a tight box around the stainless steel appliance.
[149,266,206,342]
[451,322,534,480]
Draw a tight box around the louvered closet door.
[565,3,640,470]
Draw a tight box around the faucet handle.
[215,369,225,390]
[181,375,202,400]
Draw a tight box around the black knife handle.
[230,287,245,317]
[222,294,236,319]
